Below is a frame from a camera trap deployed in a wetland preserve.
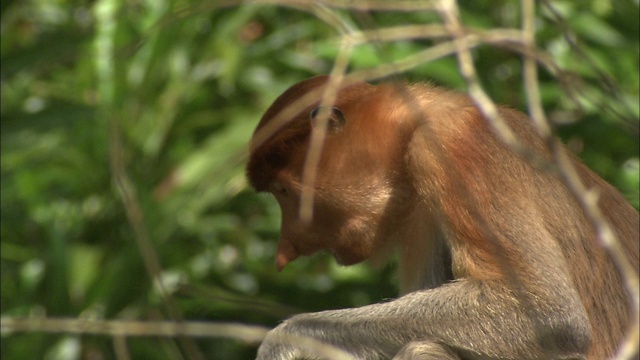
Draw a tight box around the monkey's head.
[247,76,417,271]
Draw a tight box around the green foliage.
[1,0,638,359]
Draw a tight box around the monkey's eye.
[309,106,346,132]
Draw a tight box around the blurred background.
[1,0,638,359]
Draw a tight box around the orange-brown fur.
[247,75,639,360]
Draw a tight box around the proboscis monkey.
[246,75,639,360]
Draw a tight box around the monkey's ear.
[309,106,346,132]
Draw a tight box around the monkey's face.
[266,153,397,270]
[247,77,414,270]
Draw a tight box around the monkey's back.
[494,105,639,359]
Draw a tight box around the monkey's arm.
[256,277,591,360]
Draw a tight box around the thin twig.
[1,317,268,343]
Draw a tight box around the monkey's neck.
[397,206,452,294]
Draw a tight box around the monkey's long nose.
[275,237,299,272]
